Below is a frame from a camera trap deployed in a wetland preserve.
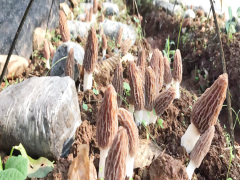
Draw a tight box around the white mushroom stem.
[182,27,187,34]
[98,147,109,178]
[46,59,50,69]
[165,83,171,90]
[173,80,180,99]
[129,104,134,114]
[84,71,93,91]
[181,123,200,153]
[126,153,134,178]
[134,110,143,127]
[142,108,150,125]
[149,111,158,124]
[186,160,197,180]
[102,49,106,59]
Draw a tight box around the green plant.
[108,38,115,51]
[177,17,184,49]
[133,16,143,40]
[93,88,99,95]
[52,35,61,43]
[157,119,164,128]
[83,102,88,110]
[162,36,175,62]
[123,82,131,96]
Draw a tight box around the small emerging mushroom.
[104,126,128,180]
[112,62,123,107]
[85,10,89,22]
[43,39,50,69]
[172,49,182,99]
[129,62,145,126]
[121,38,132,56]
[153,87,176,124]
[96,85,118,178]
[181,74,228,153]
[83,27,98,91]
[186,126,215,180]
[115,27,123,53]
[65,48,75,79]
[93,0,98,14]
[118,108,139,178]
[163,57,172,90]
[137,49,146,86]
[143,66,156,125]
[89,7,93,22]
[102,34,107,60]
[48,41,55,60]
[100,13,105,22]
[59,10,70,42]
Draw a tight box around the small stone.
[102,2,119,16]
[33,28,46,51]
[67,20,91,39]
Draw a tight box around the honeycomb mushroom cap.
[173,49,182,82]
[116,26,123,47]
[100,13,105,22]
[118,108,139,157]
[137,49,146,85]
[65,48,75,79]
[83,27,98,74]
[182,18,190,28]
[93,0,98,14]
[89,8,93,22]
[112,62,123,107]
[196,9,204,17]
[96,85,118,149]
[121,39,132,56]
[104,126,128,180]
[191,74,228,134]
[102,34,107,50]
[190,126,215,168]
[85,10,89,22]
[59,10,70,42]
[154,87,176,116]
[43,39,50,60]
[129,62,145,111]
[163,57,172,85]
[145,66,156,111]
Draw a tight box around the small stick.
[209,0,235,156]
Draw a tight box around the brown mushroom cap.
[93,0,98,14]
[83,27,98,74]
[102,34,107,50]
[59,10,70,42]
[145,66,156,111]
[112,62,123,107]
[163,57,172,85]
[116,26,123,48]
[129,62,145,111]
[104,126,128,180]
[118,108,139,157]
[48,41,55,59]
[43,39,50,60]
[85,10,89,22]
[191,74,228,134]
[173,49,182,82]
[65,48,75,79]
[100,13,105,22]
[196,9,204,17]
[89,8,93,22]
[190,126,215,168]
[150,49,164,92]
[121,39,132,56]
[96,85,118,149]
[182,18,190,28]
[154,87,176,116]
[137,49,146,86]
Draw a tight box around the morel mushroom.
[43,39,50,69]
[163,57,172,90]
[152,87,176,124]
[104,126,128,180]
[85,10,89,22]
[115,26,123,53]
[83,27,98,91]
[129,62,145,126]
[137,49,146,85]
[93,0,98,14]
[112,62,123,107]
[172,49,182,99]
[118,108,139,178]
[59,10,70,42]
[65,48,75,79]
[100,13,105,22]
[186,126,215,180]
[96,85,118,178]
[181,74,228,153]
[121,38,132,56]
[143,66,156,125]
[102,34,107,60]
[48,41,55,60]
[150,49,164,93]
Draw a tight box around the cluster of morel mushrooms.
[55,9,228,180]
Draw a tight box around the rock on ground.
[0,0,63,60]
[0,76,81,159]
[50,41,84,82]
[0,55,29,79]
[67,20,91,39]
[100,19,137,45]
[102,2,119,16]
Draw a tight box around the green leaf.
[123,82,131,91]
[93,88,99,95]
[83,102,88,110]
[228,6,233,20]
[237,7,240,18]
[142,120,147,127]
[5,156,28,178]
[157,119,164,128]
[0,157,2,172]
[0,168,26,180]
[152,109,156,116]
